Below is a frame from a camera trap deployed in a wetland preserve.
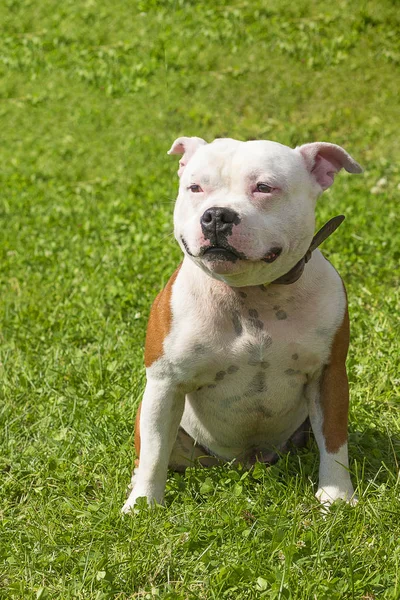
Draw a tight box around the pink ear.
[167,136,207,177]
[296,142,362,191]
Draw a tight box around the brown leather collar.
[271,215,345,285]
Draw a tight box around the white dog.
[122,136,362,512]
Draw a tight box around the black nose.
[200,207,240,236]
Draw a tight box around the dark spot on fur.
[239,291,247,298]
[248,358,270,369]
[208,384,217,389]
[254,403,272,418]
[247,308,264,330]
[276,310,287,320]
[227,365,239,374]
[244,371,267,397]
[194,344,206,354]
[232,311,243,336]
[197,386,203,391]
[273,305,280,310]
[292,353,299,360]
[215,371,226,381]
[285,368,301,376]
[221,395,241,408]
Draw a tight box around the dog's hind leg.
[169,427,220,471]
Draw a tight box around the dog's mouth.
[182,237,246,262]
[201,246,243,262]
[182,237,282,266]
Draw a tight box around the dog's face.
[170,137,361,287]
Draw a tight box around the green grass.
[0,0,399,597]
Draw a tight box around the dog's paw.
[121,494,144,515]
[316,485,357,507]
[121,486,163,514]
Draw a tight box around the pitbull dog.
[122,136,362,513]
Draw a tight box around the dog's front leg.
[122,378,185,512]
[307,375,355,506]
[306,309,356,506]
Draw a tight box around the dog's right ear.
[167,136,207,177]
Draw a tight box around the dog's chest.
[168,283,332,394]
[168,290,328,454]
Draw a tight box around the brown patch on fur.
[320,299,350,454]
[135,266,181,467]
[134,402,142,467]
[144,265,181,368]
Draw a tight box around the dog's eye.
[188,184,203,193]
[256,183,273,194]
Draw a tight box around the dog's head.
[169,137,362,287]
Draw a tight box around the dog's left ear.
[296,142,363,191]
[167,136,207,177]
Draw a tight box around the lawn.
[0,0,399,598]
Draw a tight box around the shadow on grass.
[162,425,398,510]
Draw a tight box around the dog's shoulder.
[144,265,182,368]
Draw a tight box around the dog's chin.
[181,239,285,283]
[200,247,245,274]
[202,257,245,275]
[193,252,289,287]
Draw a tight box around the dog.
[122,136,362,513]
